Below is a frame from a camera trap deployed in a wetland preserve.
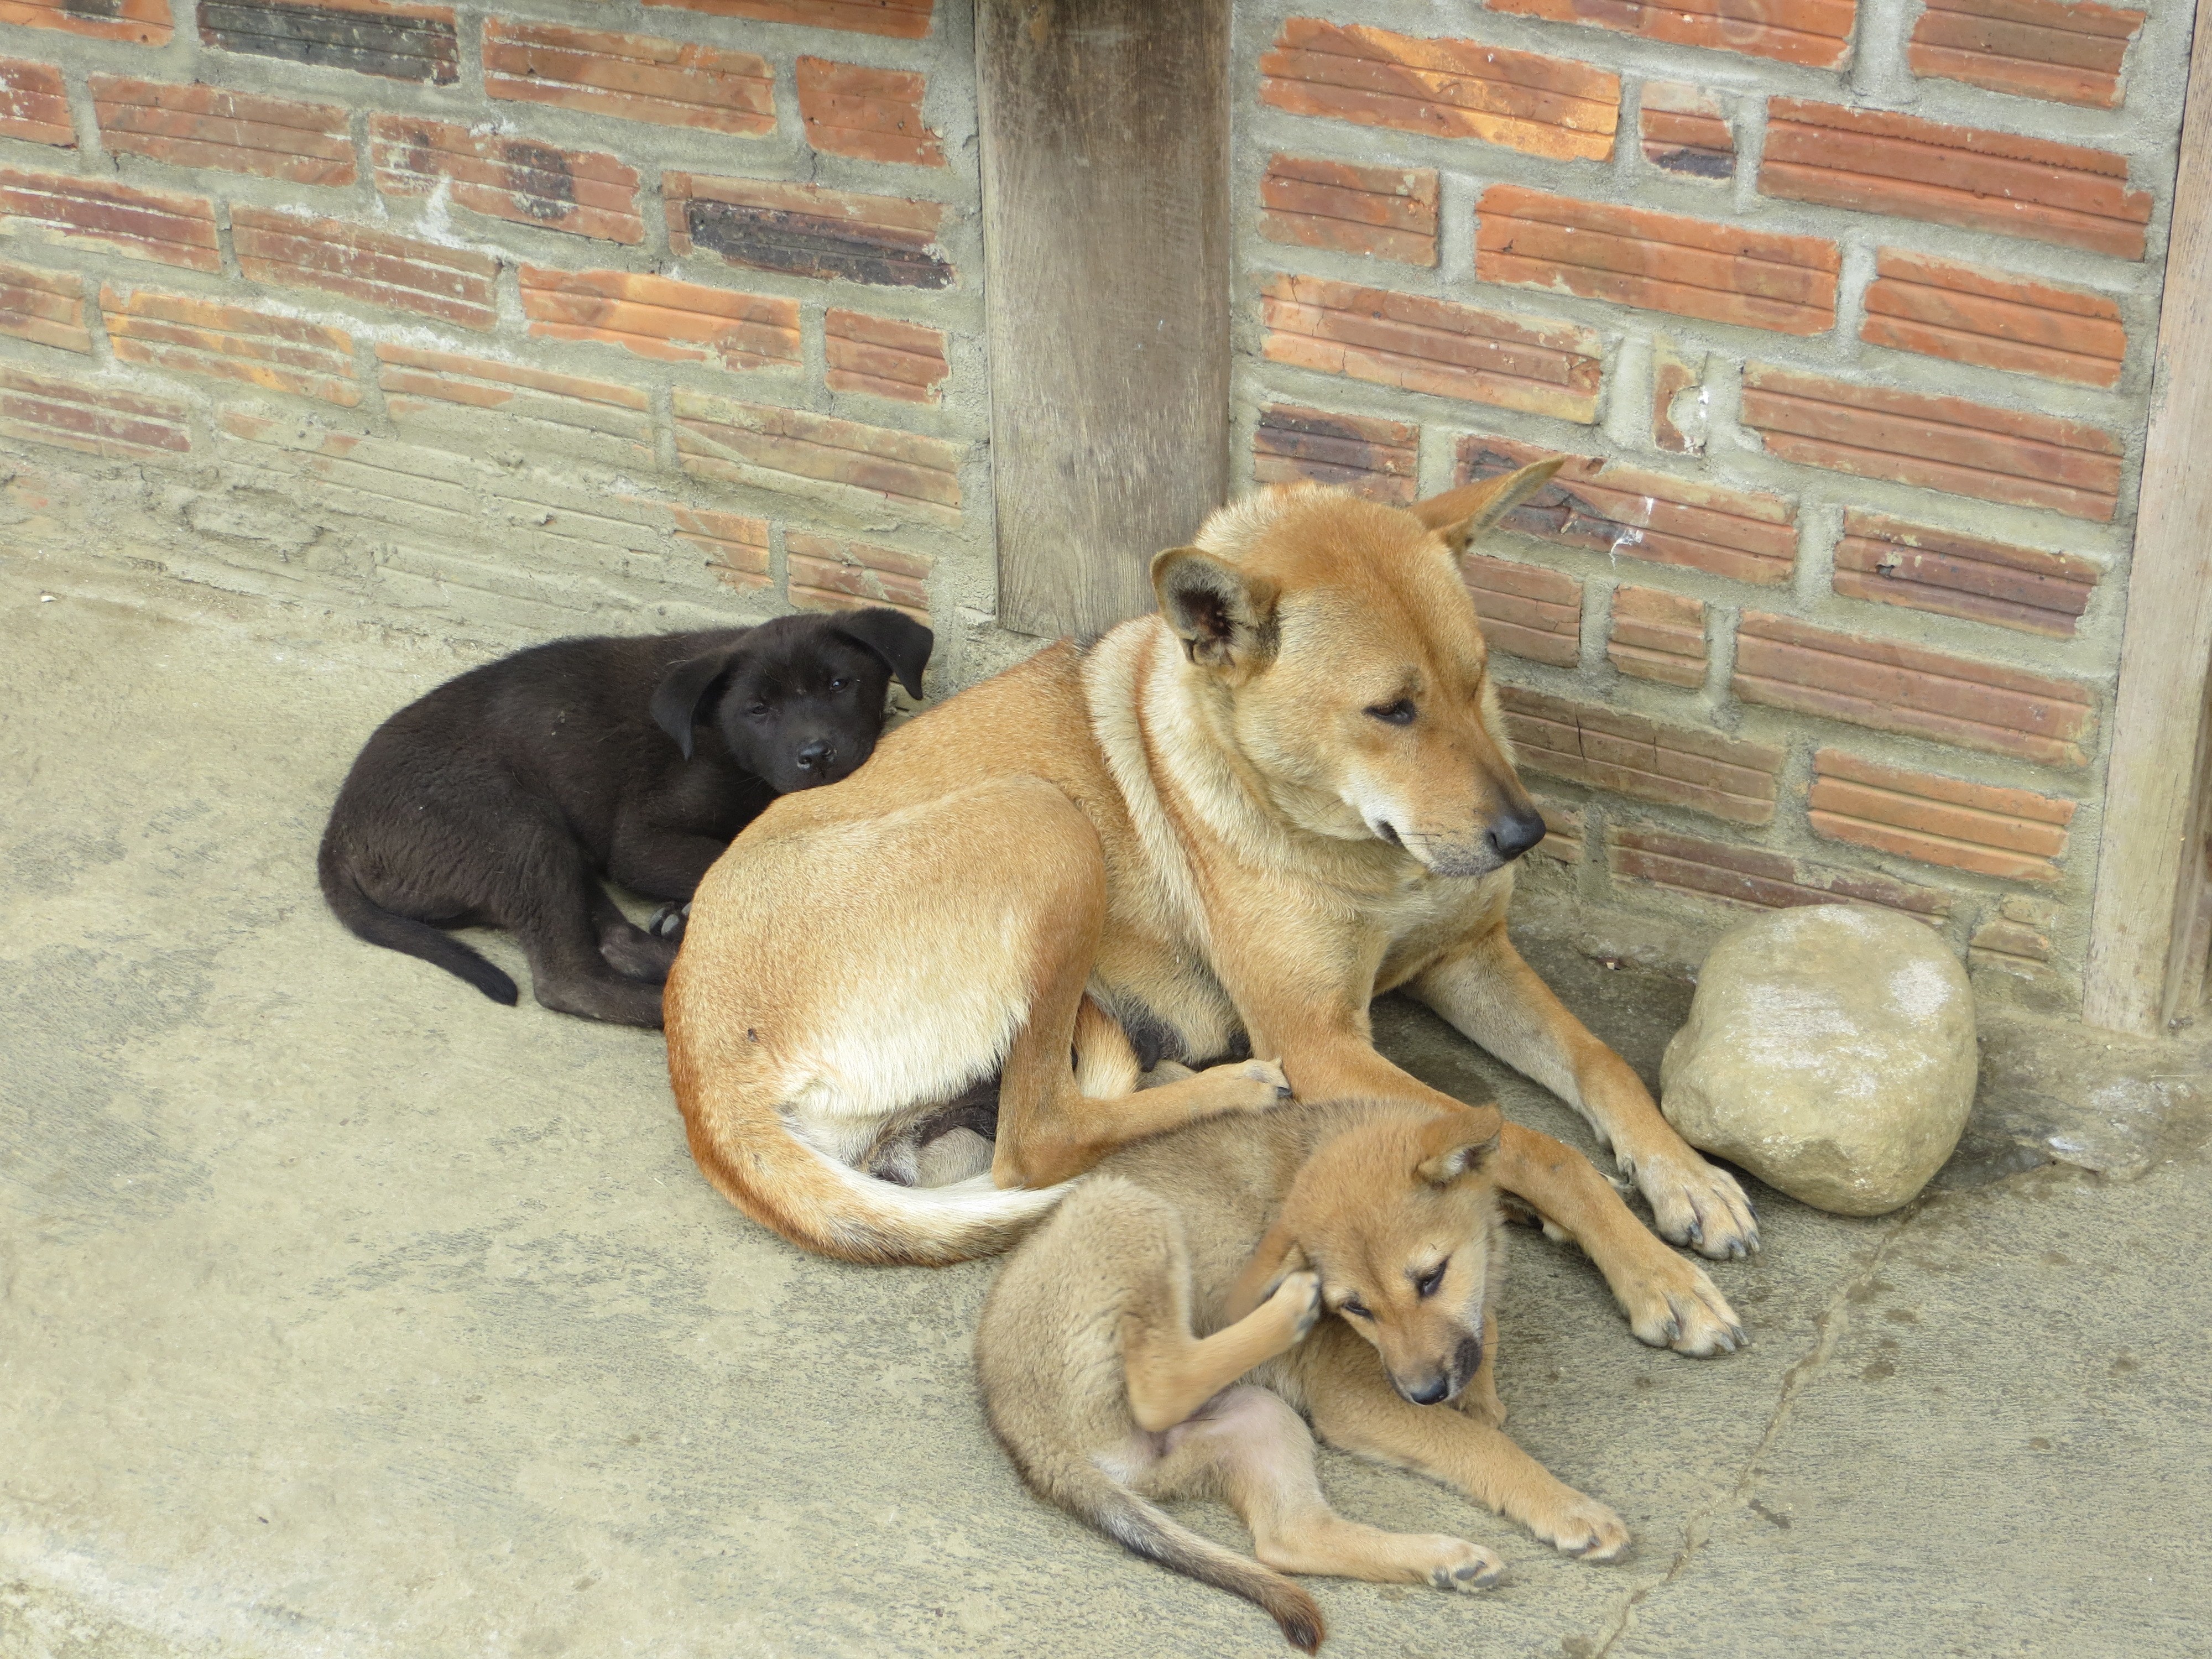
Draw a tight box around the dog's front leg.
[1410,926,1760,1260]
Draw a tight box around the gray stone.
[1660,904,1977,1216]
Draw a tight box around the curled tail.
[317,832,518,1006]
[1049,1459,1325,1652]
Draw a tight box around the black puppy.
[319,608,931,1027]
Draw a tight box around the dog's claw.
[648,902,691,941]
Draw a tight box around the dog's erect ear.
[1414,1104,1504,1187]
[650,648,741,761]
[1151,547,1281,674]
[831,607,934,700]
[1411,458,1567,556]
[1222,1220,1309,1326]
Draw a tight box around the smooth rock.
[1661,904,1977,1216]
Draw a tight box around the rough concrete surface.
[4,552,2209,1659]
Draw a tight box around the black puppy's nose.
[1404,1374,1452,1406]
[1487,804,1547,863]
[795,739,835,773]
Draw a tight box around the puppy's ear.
[1151,547,1280,675]
[1411,458,1567,556]
[1414,1104,1504,1187]
[650,648,739,761]
[1222,1220,1308,1326]
[831,608,933,700]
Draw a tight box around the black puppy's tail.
[317,833,519,1006]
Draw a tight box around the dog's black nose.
[1403,1374,1452,1406]
[1486,805,1547,863]
[795,739,834,773]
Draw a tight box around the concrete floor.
[4,551,2209,1659]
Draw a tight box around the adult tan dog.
[977,1095,1620,1652]
[665,463,1753,1354]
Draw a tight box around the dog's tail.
[1052,1459,1326,1652]
[317,832,519,1006]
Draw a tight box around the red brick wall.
[1236,2,2191,999]
[0,0,973,653]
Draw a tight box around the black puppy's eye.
[1340,1297,1372,1320]
[1416,1261,1448,1299]
[1366,699,1416,726]
[829,677,851,692]
[747,701,771,719]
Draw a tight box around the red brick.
[369,116,643,246]
[1861,248,2124,388]
[1609,824,1951,923]
[1491,0,1853,69]
[200,0,457,84]
[1609,585,1707,687]
[1462,555,1581,667]
[1501,685,1783,825]
[0,167,217,272]
[1260,153,1437,267]
[1910,0,2142,109]
[520,266,800,372]
[0,256,87,353]
[797,56,942,167]
[1810,748,2075,884]
[1458,434,1797,585]
[1477,186,1837,336]
[1641,82,1733,181]
[1252,403,1418,503]
[1259,19,1618,163]
[787,530,931,619]
[1740,363,2122,520]
[0,0,170,46]
[231,207,497,330]
[666,173,951,289]
[102,284,358,406]
[1261,274,1602,423]
[1652,338,1705,454]
[375,343,650,447]
[91,77,354,186]
[1733,611,2095,767]
[483,19,774,137]
[0,57,71,147]
[1530,795,1585,863]
[1760,99,2151,258]
[825,309,946,404]
[1971,905,2052,967]
[1834,509,2100,638]
[640,0,932,39]
[0,363,188,460]
[674,390,962,520]
[668,505,770,593]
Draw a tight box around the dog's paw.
[648,902,691,942]
[1266,1269,1324,1343]
[1202,1057,1292,1111]
[1455,1378,1508,1428]
[1419,1538,1504,1592]
[1618,1252,1747,1358]
[1630,1147,1759,1260]
[1529,1494,1628,1563]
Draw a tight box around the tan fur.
[975,1098,1629,1652]
[664,468,1756,1343]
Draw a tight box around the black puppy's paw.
[648,902,691,942]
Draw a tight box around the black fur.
[319,609,932,1027]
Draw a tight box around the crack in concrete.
[1578,1210,1924,1658]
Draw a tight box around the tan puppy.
[665,463,1752,1352]
[977,1097,1626,1652]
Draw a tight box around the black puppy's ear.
[832,608,933,699]
[1151,547,1280,675]
[650,648,739,761]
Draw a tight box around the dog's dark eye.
[747,702,771,719]
[830,677,851,692]
[1340,1297,1372,1320]
[1416,1261,1448,1299]
[1365,699,1416,726]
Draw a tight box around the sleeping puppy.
[319,608,931,1027]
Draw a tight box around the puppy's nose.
[1403,1374,1452,1406]
[795,739,834,773]
[1486,805,1547,863]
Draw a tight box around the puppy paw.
[1455,1379,1508,1428]
[1208,1057,1291,1110]
[1618,1253,1746,1358]
[1419,1538,1504,1592]
[648,902,691,942]
[1630,1147,1759,1260]
[1265,1269,1324,1343]
[1530,1494,1628,1563]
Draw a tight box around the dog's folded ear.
[832,608,934,700]
[1411,458,1567,556]
[1222,1220,1308,1326]
[1152,547,1281,675]
[1414,1104,1504,1187]
[651,648,742,761]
